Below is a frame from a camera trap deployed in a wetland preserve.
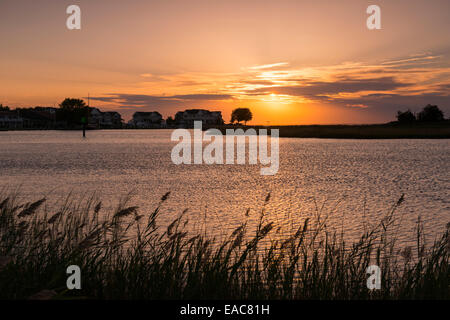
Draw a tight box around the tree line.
[3,101,447,126]
[1,99,90,126]
[396,104,446,123]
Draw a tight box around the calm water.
[1,130,449,247]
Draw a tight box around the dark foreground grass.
[0,192,448,300]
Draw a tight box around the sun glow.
[261,93,292,104]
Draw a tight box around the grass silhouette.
[0,192,448,299]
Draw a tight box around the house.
[174,109,224,128]
[128,112,163,128]
[0,107,59,129]
[0,111,23,129]
[88,108,103,127]
[88,108,123,128]
[19,108,56,129]
[34,107,57,115]
[102,112,122,128]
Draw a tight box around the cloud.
[248,62,290,70]
[169,94,233,101]
[88,93,233,107]
[346,104,369,109]
[88,52,450,121]
[233,54,450,116]
[380,54,441,67]
[252,77,411,98]
[329,92,450,115]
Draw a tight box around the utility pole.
[81,93,89,138]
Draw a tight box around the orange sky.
[1,0,449,124]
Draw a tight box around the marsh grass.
[0,192,448,300]
[210,122,450,139]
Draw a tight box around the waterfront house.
[128,112,163,128]
[174,109,224,128]
[88,108,103,128]
[102,111,123,128]
[88,108,123,128]
[19,108,56,129]
[0,111,23,129]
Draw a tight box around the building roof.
[134,111,162,116]
[177,109,221,115]
[0,111,19,118]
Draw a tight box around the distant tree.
[0,104,10,111]
[59,98,87,111]
[230,108,253,125]
[57,98,88,125]
[417,104,444,122]
[166,116,175,126]
[396,110,416,123]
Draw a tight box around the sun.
[260,93,292,105]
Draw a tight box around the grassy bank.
[0,193,448,300]
[208,122,450,139]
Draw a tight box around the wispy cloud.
[234,54,450,112]
[249,77,411,98]
[89,93,233,107]
[247,62,290,70]
[380,54,441,66]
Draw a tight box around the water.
[1,130,449,247]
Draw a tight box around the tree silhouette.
[396,110,416,123]
[417,104,444,122]
[57,98,88,125]
[0,104,10,111]
[59,98,86,110]
[230,108,253,125]
[166,116,175,126]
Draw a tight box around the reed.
[0,192,448,300]
[211,122,450,139]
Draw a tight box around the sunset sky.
[1,0,449,124]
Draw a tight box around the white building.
[128,112,163,128]
[102,112,122,127]
[89,108,103,127]
[88,108,122,128]
[174,109,223,128]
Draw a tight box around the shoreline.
[2,122,450,139]
[207,122,450,139]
